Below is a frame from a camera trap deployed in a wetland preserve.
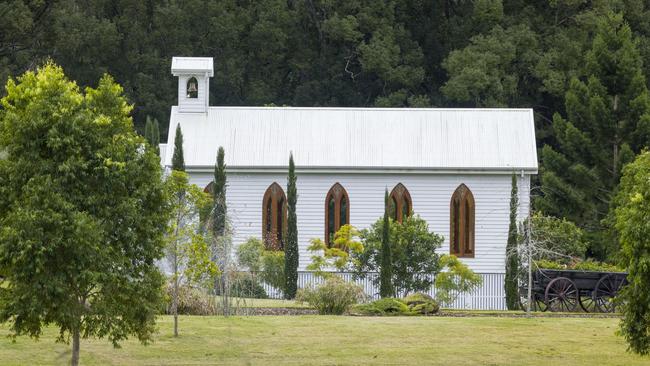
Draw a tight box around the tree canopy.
[0,63,168,365]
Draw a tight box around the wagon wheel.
[519,293,548,312]
[593,275,625,313]
[545,277,578,312]
[578,294,596,313]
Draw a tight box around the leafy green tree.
[434,255,483,307]
[307,225,364,278]
[0,64,167,366]
[236,237,286,292]
[527,213,588,263]
[284,153,299,299]
[379,189,394,298]
[354,215,443,294]
[537,12,650,260]
[164,170,218,337]
[505,174,519,310]
[172,124,185,172]
[614,151,650,355]
[441,24,539,107]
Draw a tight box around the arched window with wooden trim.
[262,182,287,250]
[186,77,198,98]
[204,181,214,194]
[450,184,475,258]
[389,183,412,223]
[325,183,349,246]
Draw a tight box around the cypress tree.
[172,124,185,171]
[284,153,299,299]
[152,118,160,156]
[505,173,519,310]
[537,12,650,260]
[379,189,394,298]
[212,147,227,236]
[144,116,154,146]
[144,116,160,157]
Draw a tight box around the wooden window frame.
[450,184,475,258]
[389,183,412,223]
[262,182,287,250]
[325,183,350,246]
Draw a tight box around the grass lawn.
[0,315,646,365]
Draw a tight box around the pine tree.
[284,153,299,299]
[379,189,394,298]
[537,12,650,260]
[212,147,227,236]
[505,173,519,310]
[172,124,185,171]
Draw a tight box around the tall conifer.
[379,189,394,298]
[212,147,227,236]
[538,12,650,259]
[172,124,185,171]
[284,153,299,299]
[505,173,519,310]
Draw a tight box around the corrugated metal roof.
[163,107,538,173]
[171,57,214,76]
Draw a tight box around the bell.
[188,82,197,93]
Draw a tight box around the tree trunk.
[172,245,179,337]
[71,328,80,366]
[173,276,179,337]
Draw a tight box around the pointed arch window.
[450,184,475,258]
[325,183,349,246]
[389,183,412,223]
[204,181,214,194]
[262,183,287,250]
[186,77,198,98]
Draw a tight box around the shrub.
[435,255,483,307]
[237,238,264,272]
[354,215,443,294]
[230,273,268,299]
[164,284,218,315]
[403,293,440,315]
[237,237,286,293]
[260,250,285,292]
[353,298,411,316]
[296,276,365,315]
[528,213,588,263]
[535,258,624,272]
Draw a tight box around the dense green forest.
[3,0,650,261]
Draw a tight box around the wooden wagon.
[520,269,628,312]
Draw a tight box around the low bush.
[403,293,440,315]
[164,284,218,315]
[352,298,411,316]
[296,276,365,315]
[535,259,625,272]
[353,294,440,316]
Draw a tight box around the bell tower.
[171,57,214,113]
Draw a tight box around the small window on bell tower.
[186,77,198,98]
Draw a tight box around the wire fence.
[238,271,507,310]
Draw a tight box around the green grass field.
[0,315,646,365]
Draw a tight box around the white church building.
[161,57,538,309]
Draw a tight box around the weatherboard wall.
[188,171,530,274]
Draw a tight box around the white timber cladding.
[188,172,530,274]
[163,106,538,173]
